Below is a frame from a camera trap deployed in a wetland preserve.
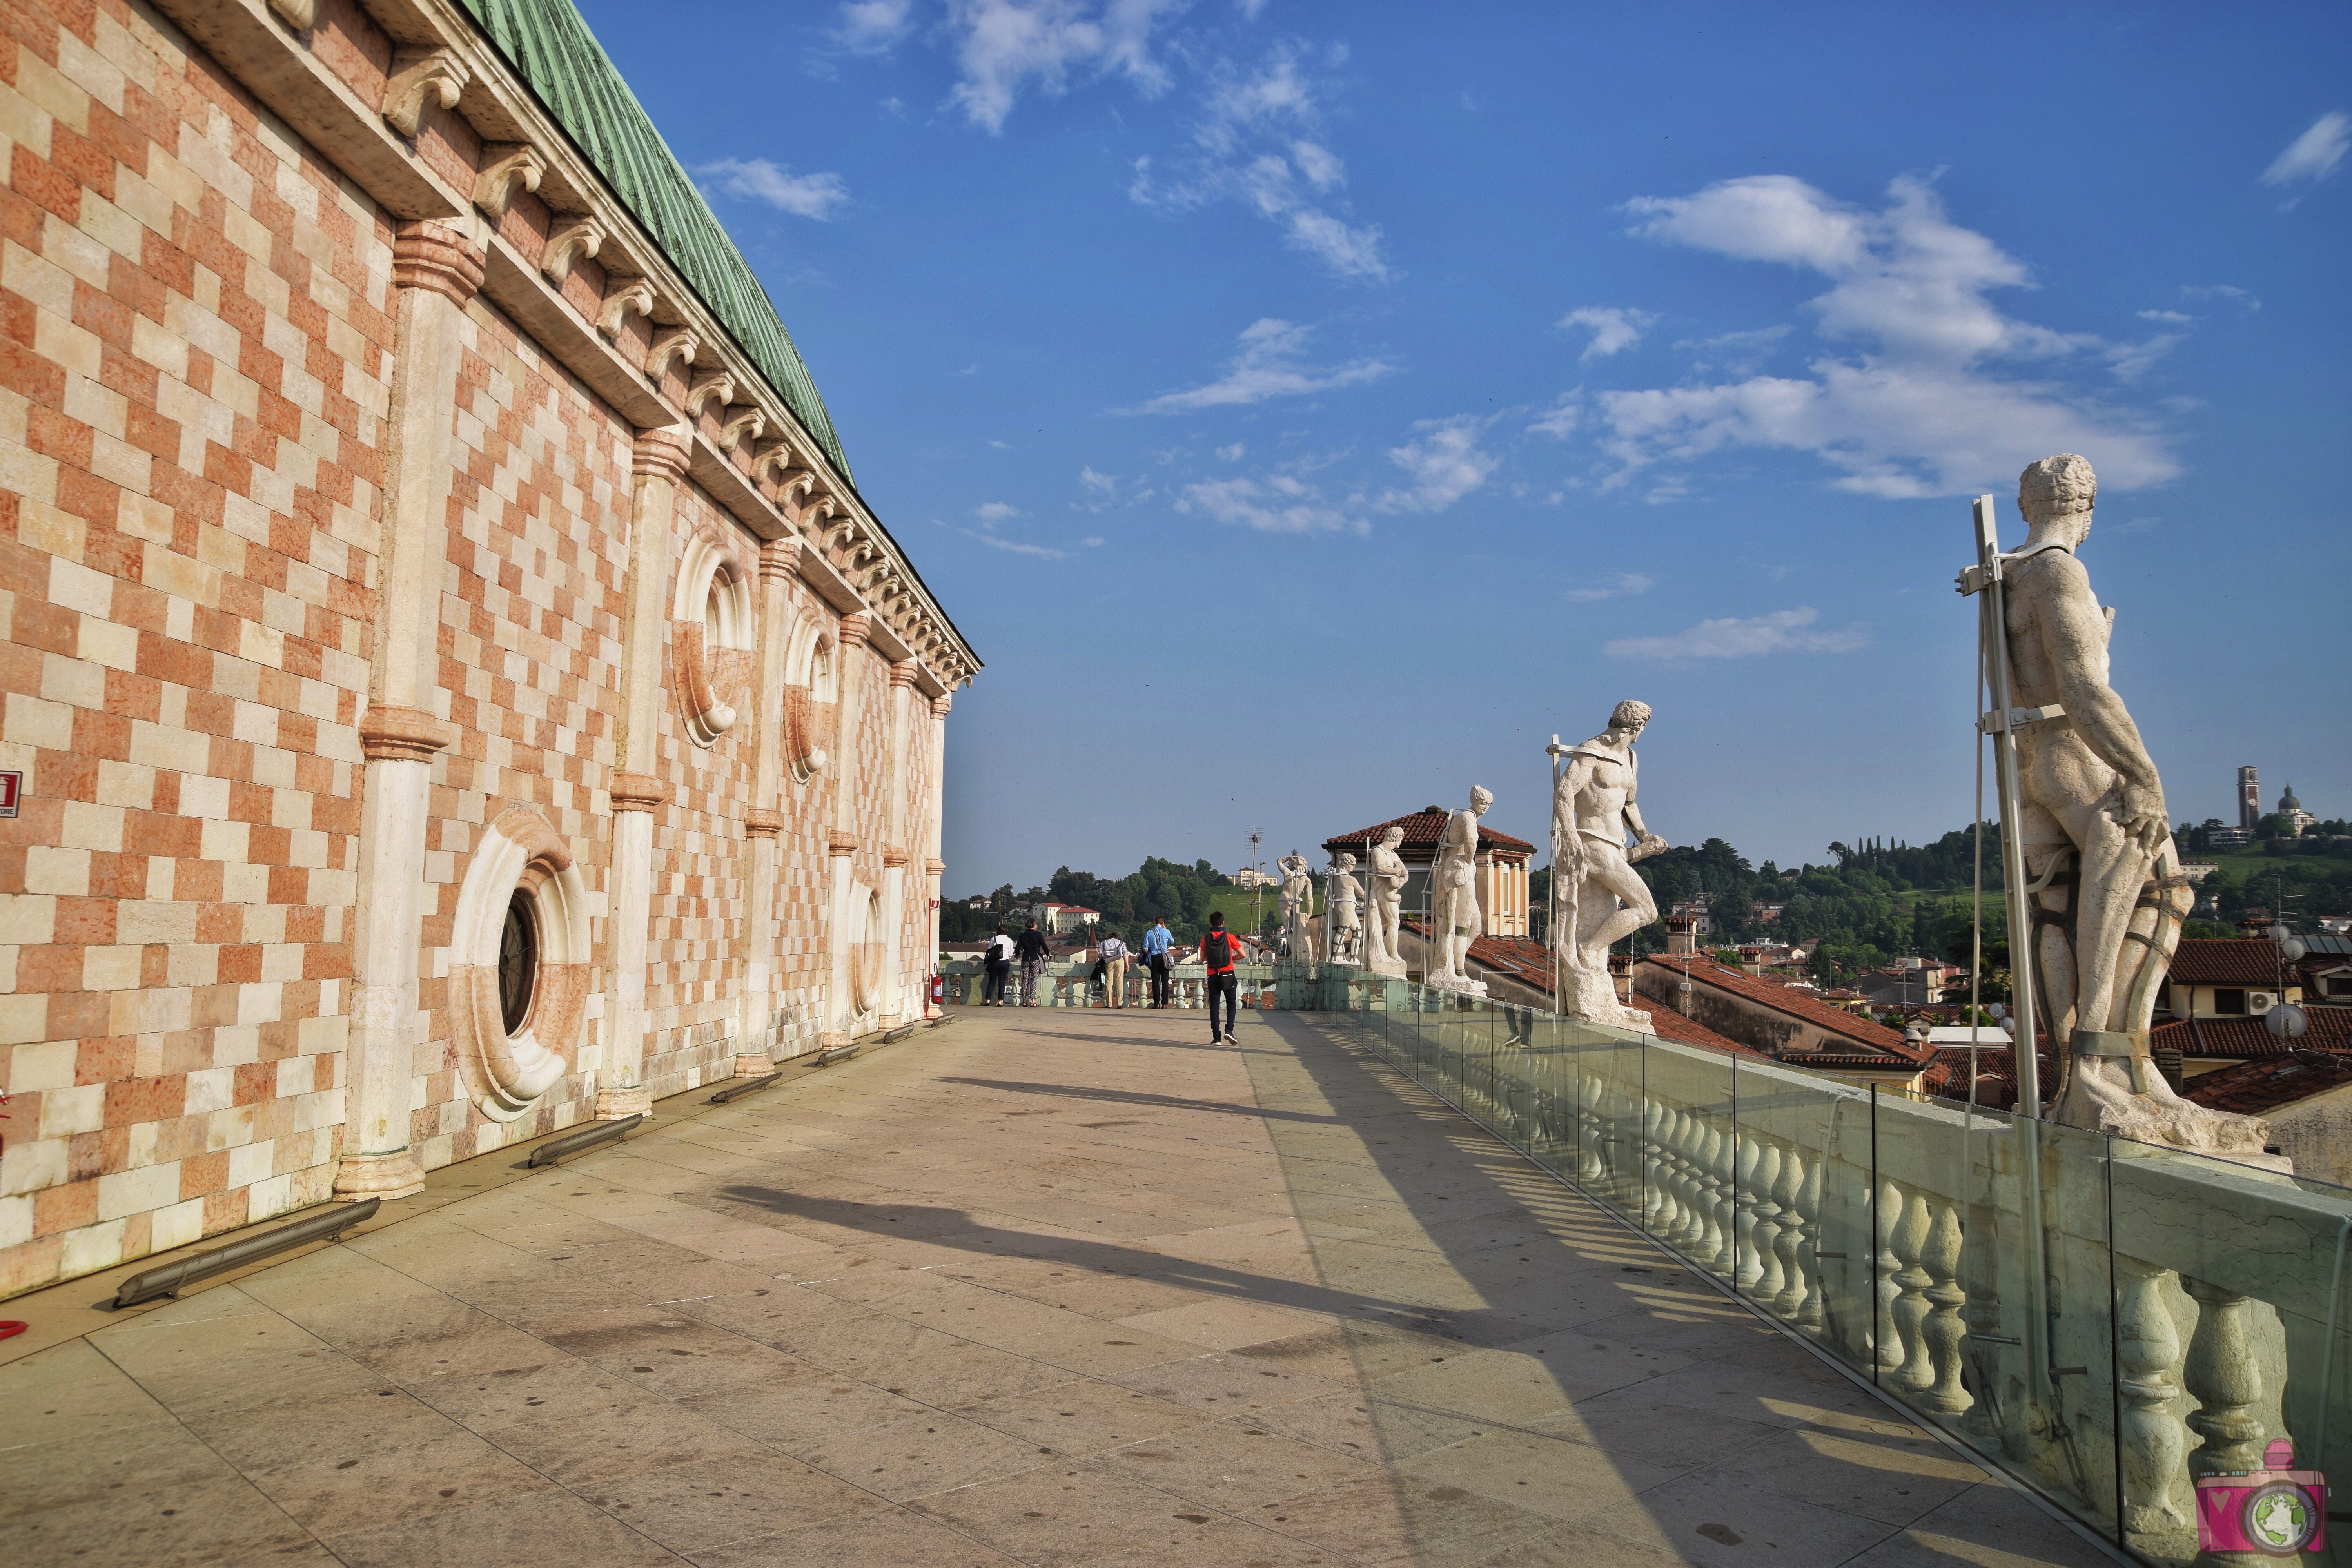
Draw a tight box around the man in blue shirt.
[1141,918,1174,1009]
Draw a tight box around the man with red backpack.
[1200,911,1240,1045]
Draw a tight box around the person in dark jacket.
[1200,911,1240,1044]
[982,925,1014,1005]
[1015,920,1051,1007]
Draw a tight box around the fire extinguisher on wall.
[929,973,944,1014]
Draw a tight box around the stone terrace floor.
[0,1007,2118,1568]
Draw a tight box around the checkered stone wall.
[0,1,391,1296]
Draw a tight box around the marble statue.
[1324,853,1363,965]
[1548,701,1668,1027]
[1277,851,1314,961]
[1427,787,1494,996]
[1993,455,2272,1158]
[1364,826,1409,976]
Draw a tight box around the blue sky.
[578,0,2350,895]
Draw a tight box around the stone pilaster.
[336,223,482,1201]
[820,613,872,1048]
[875,659,919,1029]
[925,692,951,1017]
[598,429,689,1119]
[735,537,800,1074]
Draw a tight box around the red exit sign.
[0,770,19,817]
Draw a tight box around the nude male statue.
[1365,826,1408,976]
[1547,700,1668,1024]
[1994,455,2267,1154]
[1324,853,1363,965]
[1276,851,1313,961]
[1428,787,1494,994]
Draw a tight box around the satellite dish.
[2266,1002,2309,1041]
[2282,935,2308,962]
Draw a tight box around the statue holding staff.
[1547,700,1667,1026]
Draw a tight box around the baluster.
[1693,1119,1728,1269]
[1960,1198,2007,1444]
[1733,1131,1764,1291]
[2115,1257,2192,1550]
[1771,1148,1808,1321]
[1875,1178,1907,1374]
[1795,1153,1826,1332]
[1576,1072,1606,1183]
[1889,1184,1935,1390]
[1749,1141,1786,1302]
[2182,1278,2272,1481]
[1915,1197,1970,1414]
[1666,1109,1700,1249]
[1641,1100,1671,1236]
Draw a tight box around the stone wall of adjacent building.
[0,0,971,1299]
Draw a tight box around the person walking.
[1142,917,1174,1008]
[1015,919,1050,1007]
[1201,911,1240,1044]
[982,924,1014,1006]
[1099,929,1129,1007]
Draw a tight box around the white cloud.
[1127,319,1394,413]
[1176,473,1365,534]
[973,501,1021,522]
[1376,416,1496,513]
[1586,174,2181,498]
[1529,393,1579,439]
[1216,442,1245,461]
[942,0,1186,133]
[966,532,1068,558]
[1566,572,1654,603]
[1079,466,1118,494]
[1606,606,1866,660]
[2182,283,2261,310]
[2260,111,2350,193]
[2137,309,2193,324]
[1082,535,1105,546]
[1560,306,1656,361]
[834,0,914,54]
[698,158,849,220]
[1290,140,1344,190]
[1676,323,1790,376]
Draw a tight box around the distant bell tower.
[2238,765,2260,833]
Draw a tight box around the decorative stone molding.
[837,612,873,649]
[646,327,699,382]
[449,805,590,1122]
[887,659,920,690]
[750,443,797,488]
[932,694,954,718]
[474,143,544,220]
[670,529,756,747]
[783,618,835,782]
[630,428,691,482]
[744,809,786,839]
[384,47,470,139]
[718,406,766,454]
[882,847,910,869]
[358,703,459,762]
[599,278,655,339]
[542,216,605,285]
[759,537,802,581]
[828,830,861,857]
[609,773,672,813]
[267,0,316,29]
[925,858,946,877]
[390,221,486,306]
[684,370,735,421]
[775,468,818,508]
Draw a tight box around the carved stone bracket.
[359,704,460,763]
[646,327,699,383]
[751,443,797,488]
[542,216,605,285]
[631,428,691,483]
[474,143,544,220]
[599,279,655,340]
[384,47,469,139]
[718,407,766,454]
[744,809,786,839]
[390,221,485,307]
[609,773,673,814]
[775,468,818,509]
[267,0,316,29]
[684,371,735,421]
[827,830,861,858]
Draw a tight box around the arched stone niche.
[450,805,591,1122]
[848,880,885,1016]
[671,528,756,746]
[783,615,835,783]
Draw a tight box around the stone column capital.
[882,846,910,869]
[744,808,786,838]
[930,693,953,719]
[925,858,946,877]
[759,536,802,581]
[888,659,920,690]
[391,221,485,307]
[837,613,873,649]
[358,704,459,762]
[609,772,673,813]
[632,428,691,482]
[827,830,861,857]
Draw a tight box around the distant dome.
[2279,783,2302,810]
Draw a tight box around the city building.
[0,0,976,1298]
[2276,782,2319,836]
[1631,955,1933,1092]
[2181,1052,2352,1187]
[1029,902,1099,935]
[2239,763,2261,834]
[1322,806,1534,938]
[1230,866,1279,889]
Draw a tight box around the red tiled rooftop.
[1406,928,1764,1058]
[1639,954,1927,1063]
[1325,806,1534,862]
[2181,1051,2352,1117]
[2165,938,2288,987]
[2152,1006,2352,1061]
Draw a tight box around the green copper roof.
[452,0,849,478]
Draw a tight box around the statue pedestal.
[1557,962,1650,1033]
[1425,974,1488,998]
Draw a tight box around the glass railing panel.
[1637,1039,1737,1281]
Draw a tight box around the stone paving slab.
[0,1007,2118,1567]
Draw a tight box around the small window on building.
[2327,975,2352,997]
[2213,987,2247,1016]
[498,890,537,1034]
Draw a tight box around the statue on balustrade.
[1427,787,1494,996]
[1323,853,1363,965]
[1548,700,1668,1028]
[1994,455,2272,1160]
[1276,851,1314,961]
[1364,826,1409,977]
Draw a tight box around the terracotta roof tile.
[2165,938,2289,987]
[2181,1051,2352,1117]
[2152,1007,2352,1061]
[1325,806,1534,862]
[1404,928,1765,1058]
[1639,955,1929,1063]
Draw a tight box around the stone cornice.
[837,613,874,650]
[631,429,691,483]
[744,809,786,838]
[827,830,861,857]
[358,704,459,762]
[609,773,673,814]
[390,221,484,306]
[882,847,910,869]
[931,694,954,719]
